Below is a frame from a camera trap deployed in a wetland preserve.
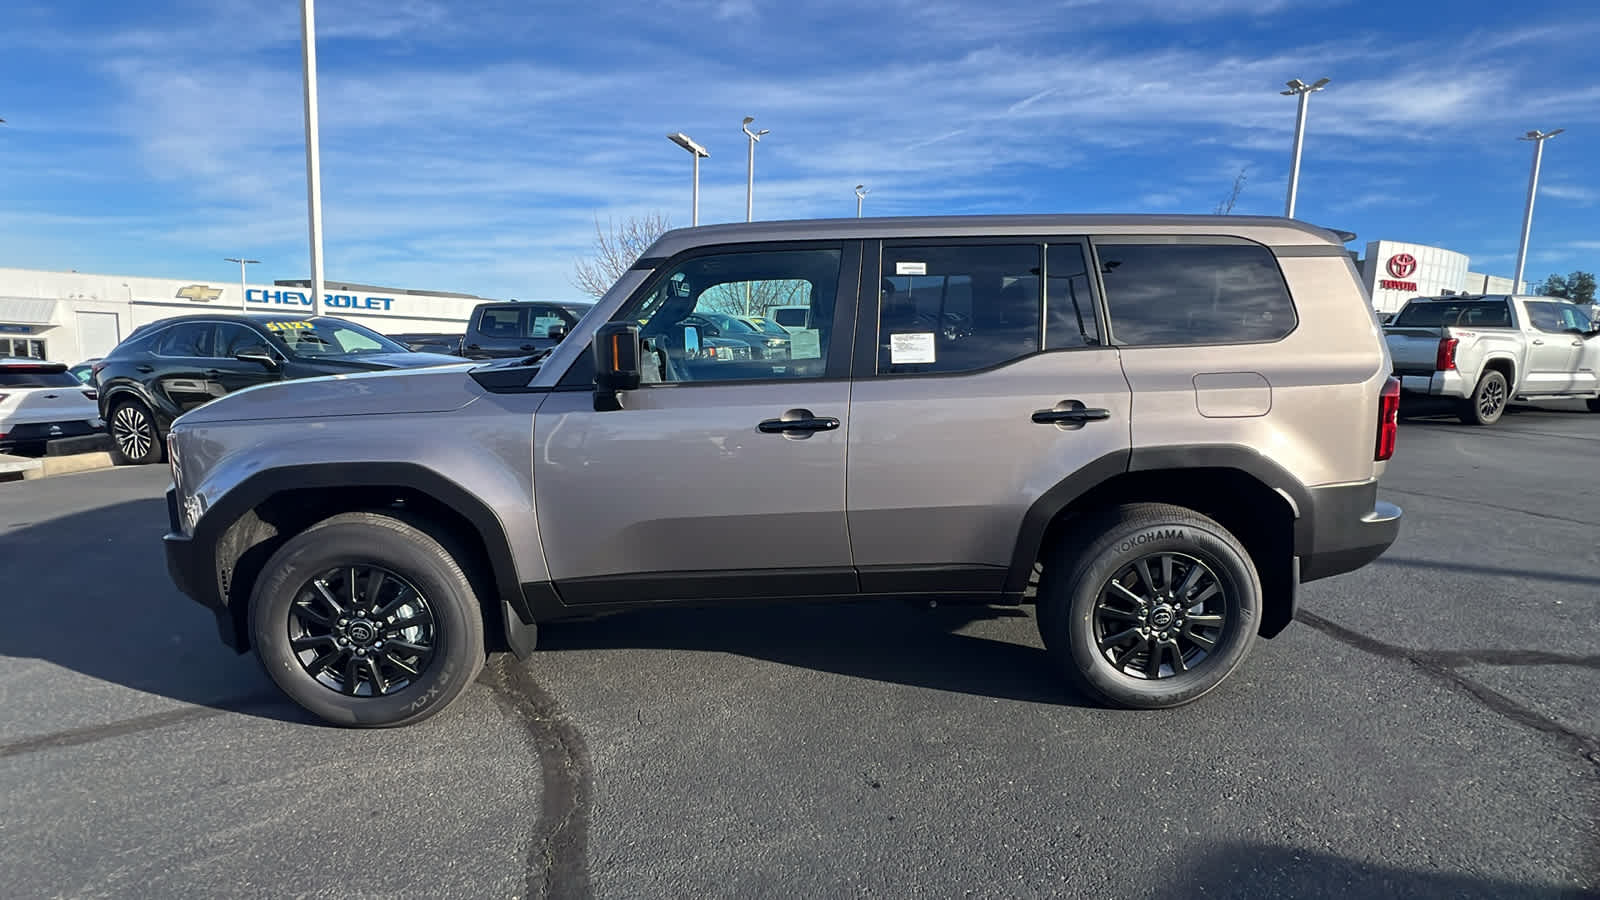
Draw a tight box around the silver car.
[162,214,1403,727]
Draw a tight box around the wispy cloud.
[1540,184,1598,205]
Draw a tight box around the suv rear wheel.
[248,511,486,728]
[1037,503,1260,709]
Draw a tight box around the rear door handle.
[758,410,840,434]
[520,344,538,351]
[1032,407,1111,425]
[1532,339,1545,345]
[204,369,222,377]
[136,365,154,373]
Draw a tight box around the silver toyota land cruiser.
[162,214,1404,728]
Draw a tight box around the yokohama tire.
[1036,503,1261,710]
[249,511,486,728]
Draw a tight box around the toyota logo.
[1387,253,1418,279]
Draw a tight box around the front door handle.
[204,369,222,378]
[1032,406,1111,425]
[136,365,154,373]
[1532,338,1545,345]
[758,409,840,434]
[520,344,538,351]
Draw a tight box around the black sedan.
[94,312,464,465]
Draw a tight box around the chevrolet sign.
[176,284,223,302]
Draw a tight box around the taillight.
[1375,376,1401,461]
[1435,337,1458,371]
[82,389,98,401]
[91,361,107,377]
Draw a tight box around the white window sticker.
[789,328,823,360]
[895,261,927,276]
[889,332,936,364]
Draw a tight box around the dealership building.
[0,266,500,364]
[1353,240,1529,315]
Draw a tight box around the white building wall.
[1361,240,1471,314]
[0,266,490,364]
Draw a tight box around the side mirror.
[682,323,702,357]
[592,322,641,410]
[235,345,280,370]
[547,324,568,342]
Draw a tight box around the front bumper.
[164,486,245,651]
[1297,481,1403,583]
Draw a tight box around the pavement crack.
[1296,609,1600,768]
[480,655,593,900]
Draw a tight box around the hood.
[174,362,482,425]
[308,351,468,370]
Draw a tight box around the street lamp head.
[1520,128,1565,141]
[742,116,754,126]
[1281,76,1330,95]
[668,132,710,157]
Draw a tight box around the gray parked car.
[161,213,1403,727]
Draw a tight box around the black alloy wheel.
[288,564,438,698]
[1092,552,1228,680]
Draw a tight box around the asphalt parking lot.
[2,403,1596,899]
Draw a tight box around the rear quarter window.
[0,368,81,388]
[1096,241,1297,346]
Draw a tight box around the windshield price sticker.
[264,320,315,331]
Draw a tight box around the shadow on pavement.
[536,597,1097,707]
[1373,555,1600,588]
[1160,842,1596,900]
[0,498,306,723]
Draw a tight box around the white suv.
[0,359,103,454]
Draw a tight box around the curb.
[0,451,118,482]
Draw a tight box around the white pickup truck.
[1383,294,1600,425]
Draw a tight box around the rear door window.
[877,243,1041,374]
[476,307,526,339]
[1095,240,1297,346]
[0,367,80,388]
[154,323,214,358]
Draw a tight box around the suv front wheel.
[1037,503,1260,709]
[248,511,487,728]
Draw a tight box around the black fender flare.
[191,462,534,651]
[1004,444,1313,595]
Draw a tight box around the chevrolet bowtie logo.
[176,284,223,302]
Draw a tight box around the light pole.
[300,0,326,317]
[668,132,710,226]
[1513,128,1564,293]
[855,184,869,217]
[1280,77,1329,219]
[742,116,769,223]
[225,257,259,312]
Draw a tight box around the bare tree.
[569,211,673,298]
[1213,166,1249,215]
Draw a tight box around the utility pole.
[1280,77,1329,218]
[1513,128,1564,293]
[224,257,260,312]
[300,0,326,317]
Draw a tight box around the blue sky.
[3,0,1596,301]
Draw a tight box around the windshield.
[698,312,760,335]
[259,317,410,356]
[1392,300,1511,328]
[744,316,789,337]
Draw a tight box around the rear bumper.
[1297,481,1403,583]
[0,418,100,447]
[163,486,244,651]
[1398,370,1468,399]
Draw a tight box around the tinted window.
[0,367,79,388]
[476,307,525,338]
[1045,243,1101,348]
[1098,242,1296,346]
[214,323,265,358]
[616,247,841,383]
[1393,300,1511,328]
[878,244,1041,374]
[155,323,214,357]
[1526,301,1592,333]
